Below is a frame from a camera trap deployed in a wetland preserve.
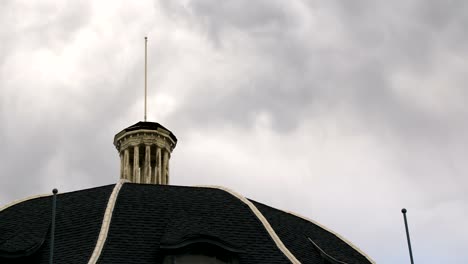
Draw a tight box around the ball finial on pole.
[401,208,415,264]
[50,188,58,264]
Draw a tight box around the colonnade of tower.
[120,143,170,184]
[114,122,177,185]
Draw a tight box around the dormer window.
[162,241,239,264]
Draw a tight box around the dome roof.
[114,121,178,144]
[0,182,374,264]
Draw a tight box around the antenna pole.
[144,36,148,122]
[401,208,415,264]
[50,188,58,264]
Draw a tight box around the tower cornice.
[113,121,177,185]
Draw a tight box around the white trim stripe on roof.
[284,210,376,264]
[88,179,128,264]
[0,194,52,212]
[197,185,301,264]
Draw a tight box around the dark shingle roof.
[114,121,178,143]
[0,183,372,264]
[99,184,290,264]
[252,201,373,264]
[0,184,114,264]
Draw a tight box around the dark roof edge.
[251,200,376,264]
[0,193,51,213]
[114,121,177,143]
[0,184,117,213]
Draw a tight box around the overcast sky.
[1,0,468,263]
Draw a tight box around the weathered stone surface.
[114,122,177,185]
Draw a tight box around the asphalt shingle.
[0,183,372,264]
[252,200,372,264]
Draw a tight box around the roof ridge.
[0,193,52,212]
[0,184,118,213]
[88,179,128,264]
[195,185,301,264]
[278,208,376,264]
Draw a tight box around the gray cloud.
[1,1,467,263]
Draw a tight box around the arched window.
[162,242,239,264]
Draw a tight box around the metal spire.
[144,36,148,122]
[402,208,415,264]
[50,188,58,264]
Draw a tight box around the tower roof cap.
[114,121,177,143]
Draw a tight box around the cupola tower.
[113,122,177,184]
[113,36,177,184]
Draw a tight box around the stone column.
[155,147,162,184]
[129,158,133,182]
[120,152,124,179]
[166,157,170,185]
[162,150,169,185]
[148,166,152,184]
[133,145,140,183]
[144,145,151,184]
[114,124,177,185]
[123,149,130,180]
